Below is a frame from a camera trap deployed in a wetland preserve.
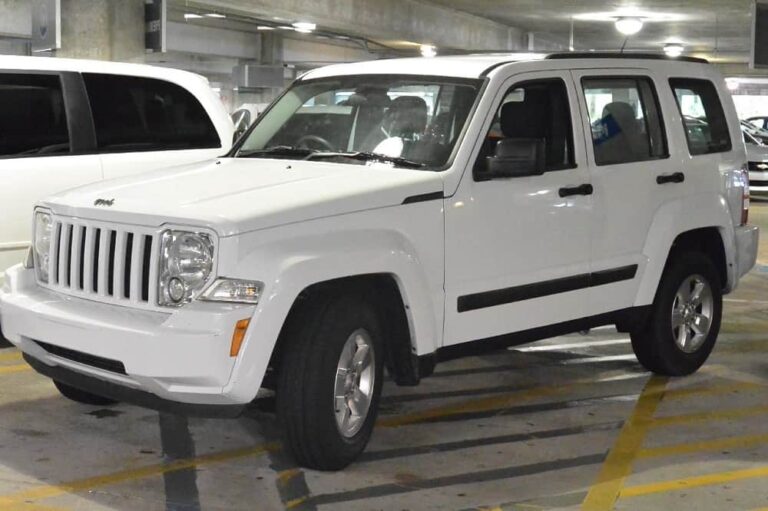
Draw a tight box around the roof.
[0,55,208,85]
[301,52,710,81]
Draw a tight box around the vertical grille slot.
[123,233,133,299]
[51,222,62,285]
[60,224,73,288]
[107,230,116,296]
[141,235,153,302]
[92,228,101,293]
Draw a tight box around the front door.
[443,70,593,346]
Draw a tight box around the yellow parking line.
[579,376,668,511]
[0,442,278,507]
[663,381,764,400]
[0,351,22,362]
[637,432,768,459]
[650,404,768,428]
[0,364,31,375]
[620,465,768,498]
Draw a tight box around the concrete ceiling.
[426,0,753,63]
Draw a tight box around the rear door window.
[669,78,731,155]
[0,73,70,158]
[83,73,220,152]
[582,77,667,166]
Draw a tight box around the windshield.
[234,75,482,169]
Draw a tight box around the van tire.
[631,252,722,376]
[276,290,384,470]
[53,380,118,406]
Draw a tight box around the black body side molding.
[402,191,444,204]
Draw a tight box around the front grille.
[750,179,768,187]
[34,340,127,375]
[748,161,768,171]
[46,217,159,307]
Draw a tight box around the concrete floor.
[1,208,768,511]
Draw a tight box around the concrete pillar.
[56,0,144,62]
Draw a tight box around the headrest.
[601,102,637,128]
[500,89,550,138]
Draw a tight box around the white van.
[0,56,233,279]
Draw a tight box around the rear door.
[570,68,687,315]
[0,71,102,276]
[82,73,226,180]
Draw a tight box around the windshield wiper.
[308,151,425,169]
[237,145,317,158]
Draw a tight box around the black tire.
[53,380,119,406]
[276,289,385,470]
[631,251,722,376]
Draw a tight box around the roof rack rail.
[546,52,709,64]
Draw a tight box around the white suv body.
[0,53,758,469]
[0,56,233,279]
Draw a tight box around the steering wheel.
[296,134,335,151]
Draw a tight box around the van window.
[475,78,575,176]
[582,77,667,166]
[670,78,732,155]
[0,73,70,158]
[83,73,220,152]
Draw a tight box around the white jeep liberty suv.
[0,53,759,470]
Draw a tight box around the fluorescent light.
[663,43,684,57]
[614,17,644,35]
[184,13,203,19]
[205,13,226,18]
[292,21,316,33]
[257,25,275,30]
[277,25,294,30]
[420,44,437,58]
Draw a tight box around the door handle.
[656,172,685,184]
[559,183,593,197]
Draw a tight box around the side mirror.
[475,138,545,181]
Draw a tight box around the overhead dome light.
[420,44,437,58]
[664,42,684,57]
[614,17,644,35]
[726,79,740,91]
[292,21,316,33]
[184,13,203,19]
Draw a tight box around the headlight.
[201,278,263,304]
[158,230,214,306]
[33,210,52,283]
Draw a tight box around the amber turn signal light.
[230,319,251,357]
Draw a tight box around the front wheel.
[631,252,722,376]
[276,291,384,470]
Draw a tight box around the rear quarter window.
[669,78,731,156]
[83,73,220,153]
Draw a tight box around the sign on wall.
[752,0,768,68]
[145,0,167,53]
[31,0,61,53]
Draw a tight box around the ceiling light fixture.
[205,13,226,18]
[614,17,644,35]
[663,42,685,57]
[292,21,316,33]
[184,13,203,19]
[726,79,740,91]
[420,44,437,58]
[277,25,294,30]
[257,25,275,30]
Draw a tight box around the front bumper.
[735,225,759,279]
[0,264,258,411]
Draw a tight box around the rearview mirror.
[475,138,545,181]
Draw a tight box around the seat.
[594,101,650,165]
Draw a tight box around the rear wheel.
[631,252,722,376]
[276,290,384,470]
[53,380,118,406]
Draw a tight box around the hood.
[41,158,444,236]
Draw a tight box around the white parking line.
[561,354,638,365]
[512,338,629,352]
